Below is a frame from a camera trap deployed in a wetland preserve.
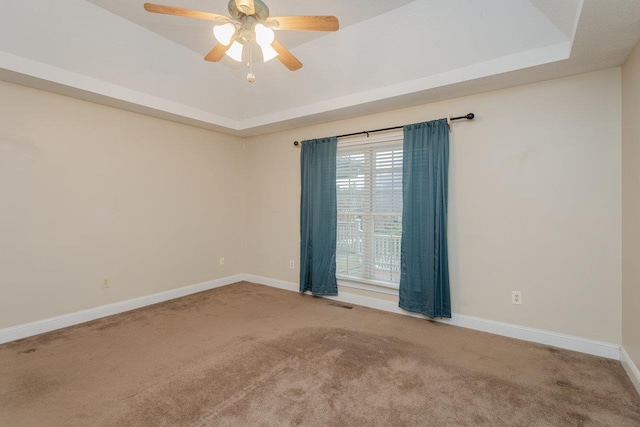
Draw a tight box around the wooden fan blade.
[266,16,339,31]
[144,3,230,23]
[271,40,303,71]
[235,0,255,16]
[204,44,231,62]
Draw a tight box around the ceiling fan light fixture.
[226,41,244,61]
[144,2,340,71]
[261,44,278,62]
[213,22,236,46]
[254,23,274,47]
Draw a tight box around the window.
[336,130,403,288]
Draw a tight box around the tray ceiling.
[1,1,640,136]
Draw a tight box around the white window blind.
[336,131,403,287]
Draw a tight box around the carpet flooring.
[1,281,639,426]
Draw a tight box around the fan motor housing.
[237,18,257,44]
[228,0,269,21]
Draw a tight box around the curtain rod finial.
[294,140,300,146]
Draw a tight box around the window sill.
[337,276,399,296]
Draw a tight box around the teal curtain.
[300,137,338,295]
[399,119,451,318]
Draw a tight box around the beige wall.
[622,40,640,367]
[0,67,626,346]
[245,68,622,344]
[0,81,246,329]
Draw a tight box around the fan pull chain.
[247,45,256,83]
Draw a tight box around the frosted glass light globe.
[255,24,274,47]
[213,23,235,46]
[226,41,243,62]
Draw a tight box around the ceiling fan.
[144,0,339,77]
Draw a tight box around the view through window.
[336,132,403,287]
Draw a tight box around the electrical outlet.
[289,260,295,269]
[219,257,225,265]
[101,277,110,289]
[512,291,522,305]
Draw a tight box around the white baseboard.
[0,274,244,345]
[0,273,622,363]
[621,346,640,396]
[242,274,299,293]
[439,313,620,360]
[243,274,621,360]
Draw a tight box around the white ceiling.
[1,0,640,137]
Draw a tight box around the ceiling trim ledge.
[239,42,572,131]
[0,51,241,132]
[1,40,571,135]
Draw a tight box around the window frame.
[336,129,403,293]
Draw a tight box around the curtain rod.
[293,113,474,146]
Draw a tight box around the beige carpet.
[1,282,638,426]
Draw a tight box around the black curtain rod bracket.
[293,113,474,146]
